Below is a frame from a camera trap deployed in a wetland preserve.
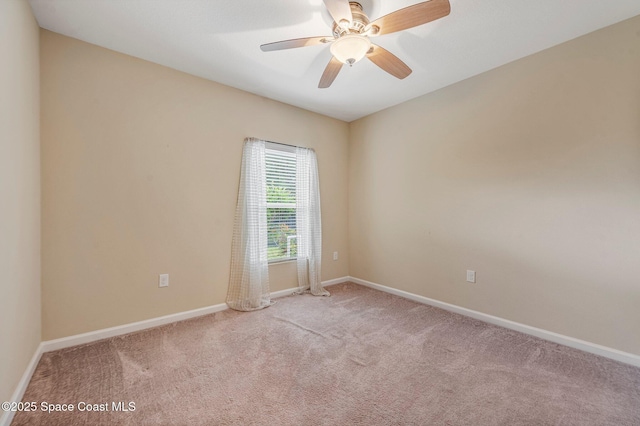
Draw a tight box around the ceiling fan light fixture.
[330,34,371,66]
[338,18,351,30]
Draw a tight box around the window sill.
[268,258,298,265]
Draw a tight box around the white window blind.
[265,144,297,262]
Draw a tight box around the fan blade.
[368,0,450,36]
[319,57,343,88]
[323,0,352,26]
[261,36,332,52]
[366,45,412,79]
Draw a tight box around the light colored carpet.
[13,282,640,425]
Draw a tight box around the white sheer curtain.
[296,147,329,296]
[226,138,273,311]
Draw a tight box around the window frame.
[265,142,298,264]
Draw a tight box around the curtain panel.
[226,138,273,311]
[296,147,329,296]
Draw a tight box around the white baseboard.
[270,276,349,298]
[321,276,350,287]
[349,276,640,367]
[0,343,44,426]
[41,303,230,353]
[41,276,349,353]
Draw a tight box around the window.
[265,144,297,262]
[227,137,327,308]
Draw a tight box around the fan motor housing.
[332,2,370,37]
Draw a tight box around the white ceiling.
[29,0,640,122]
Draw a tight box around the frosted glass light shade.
[330,34,371,65]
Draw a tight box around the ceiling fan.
[260,0,451,88]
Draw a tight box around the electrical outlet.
[466,270,476,283]
[333,251,338,261]
[159,274,169,288]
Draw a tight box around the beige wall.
[349,16,640,355]
[41,31,349,340]
[0,1,41,403]
[37,13,640,356]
